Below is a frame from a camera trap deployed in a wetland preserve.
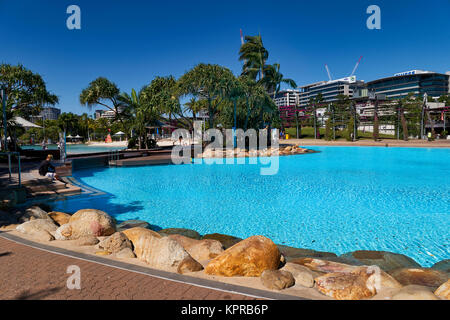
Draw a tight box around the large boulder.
[291,258,360,273]
[65,236,99,246]
[177,256,204,274]
[48,211,71,226]
[98,232,132,254]
[391,285,439,300]
[122,227,161,247]
[16,219,58,241]
[204,236,281,277]
[281,262,318,288]
[158,228,201,240]
[202,233,243,249]
[389,268,448,289]
[19,206,52,222]
[431,260,450,274]
[341,250,421,272]
[434,280,450,300]
[117,220,151,231]
[134,233,195,270]
[277,245,337,261]
[260,270,295,290]
[55,209,116,240]
[168,234,224,262]
[314,266,402,300]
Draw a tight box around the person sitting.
[38,154,58,181]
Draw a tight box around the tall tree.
[177,63,236,129]
[262,63,297,98]
[239,35,268,82]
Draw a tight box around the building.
[95,107,125,121]
[298,76,366,108]
[31,107,61,122]
[366,70,450,100]
[273,90,301,123]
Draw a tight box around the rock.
[389,268,449,289]
[66,236,99,246]
[314,266,402,300]
[431,260,450,274]
[391,285,439,300]
[48,211,71,226]
[434,280,450,300]
[0,210,17,226]
[98,232,132,254]
[55,209,116,240]
[122,227,161,247]
[204,235,281,277]
[281,263,317,288]
[202,233,242,249]
[16,219,58,241]
[277,245,337,261]
[117,219,151,231]
[20,206,52,222]
[168,234,224,262]
[177,256,204,274]
[261,270,295,290]
[341,250,421,272]
[292,257,359,273]
[158,228,201,240]
[134,234,193,270]
[115,247,136,259]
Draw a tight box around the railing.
[0,151,21,186]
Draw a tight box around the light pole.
[420,93,427,139]
[1,84,7,151]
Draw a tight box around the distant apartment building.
[31,107,61,122]
[365,70,449,99]
[94,107,125,121]
[273,89,301,123]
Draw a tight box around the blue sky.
[1,0,449,115]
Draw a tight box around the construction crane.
[350,56,363,77]
[325,64,332,81]
[240,29,245,45]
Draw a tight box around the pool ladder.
[108,150,120,166]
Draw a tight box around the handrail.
[0,151,21,186]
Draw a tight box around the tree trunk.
[373,100,379,141]
[400,108,408,141]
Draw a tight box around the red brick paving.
[0,237,257,300]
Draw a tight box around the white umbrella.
[12,116,42,129]
[75,135,82,138]
[66,135,73,138]
[114,131,125,135]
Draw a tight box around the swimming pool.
[52,146,450,266]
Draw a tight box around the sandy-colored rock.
[177,256,204,274]
[431,260,450,274]
[261,270,295,290]
[55,209,116,240]
[115,247,136,259]
[122,227,161,247]
[391,285,439,300]
[314,267,376,300]
[434,279,450,300]
[314,266,402,300]
[281,262,317,288]
[135,234,192,270]
[277,245,337,261]
[341,250,421,272]
[117,220,150,231]
[65,235,99,246]
[158,228,201,240]
[48,211,71,226]
[389,268,448,289]
[95,250,111,256]
[204,236,281,277]
[168,234,224,262]
[292,257,358,273]
[202,233,242,249]
[99,232,132,254]
[16,219,58,241]
[20,206,52,222]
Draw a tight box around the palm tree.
[262,63,297,98]
[239,35,268,82]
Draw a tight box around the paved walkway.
[0,236,258,300]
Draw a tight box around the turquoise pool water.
[52,146,450,266]
[21,144,126,154]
